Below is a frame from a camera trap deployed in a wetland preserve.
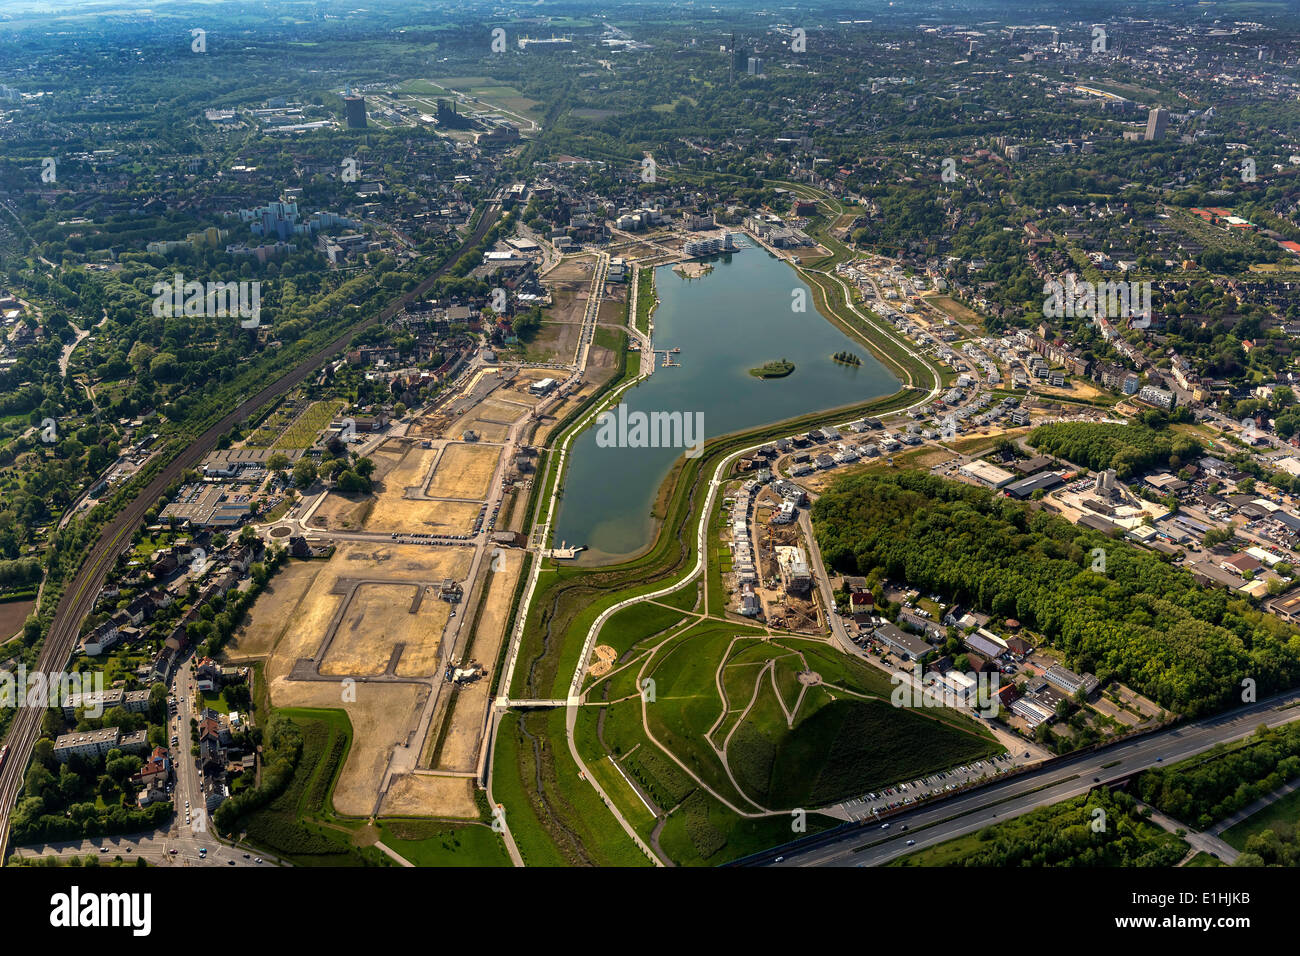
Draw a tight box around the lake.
[551,247,901,561]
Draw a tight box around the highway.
[746,689,1300,867]
[0,200,502,860]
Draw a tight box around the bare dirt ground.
[380,441,439,492]
[260,543,471,680]
[922,294,984,325]
[1034,380,1108,403]
[365,496,482,534]
[522,259,595,363]
[319,582,449,678]
[523,316,580,365]
[0,598,36,641]
[306,493,373,530]
[598,287,628,324]
[426,442,501,500]
[791,244,831,264]
[428,548,524,773]
[588,645,616,677]
[379,771,479,819]
[272,677,427,817]
[226,541,480,817]
[224,561,327,660]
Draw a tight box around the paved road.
[11,830,275,868]
[751,689,1300,866]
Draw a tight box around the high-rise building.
[344,94,367,129]
[747,56,763,76]
[730,34,747,82]
[1144,107,1168,141]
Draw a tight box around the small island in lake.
[749,358,796,379]
[832,350,863,366]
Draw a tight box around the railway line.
[0,201,502,859]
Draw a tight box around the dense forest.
[812,470,1300,716]
[1027,420,1201,478]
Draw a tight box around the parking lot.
[834,753,1021,822]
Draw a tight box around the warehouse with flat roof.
[1005,471,1064,499]
[959,459,1015,489]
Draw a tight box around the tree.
[292,459,317,489]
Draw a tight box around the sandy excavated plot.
[379,772,478,820]
[225,561,326,661]
[431,549,524,774]
[319,582,450,678]
[427,443,501,500]
[381,442,440,492]
[307,493,372,530]
[479,395,534,419]
[588,645,616,677]
[271,677,428,817]
[226,542,482,817]
[364,496,482,534]
[460,420,511,442]
[256,543,469,679]
[448,402,515,442]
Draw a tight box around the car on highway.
[906,840,915,846]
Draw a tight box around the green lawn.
[1220,785,1300,852]
[375,819,511,867]
[597,601,688,657]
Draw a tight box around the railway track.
[0,202,502,859]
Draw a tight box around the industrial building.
[1004,471,1065,499]
[874,622,931,661]
[959,459,1015,489]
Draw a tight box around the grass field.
[1220,786,1300,851]
[374,819,511,867]
[634,267,657,336]
[401,76,542,125]
[490,711,651,867]
[596,601,688,657]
